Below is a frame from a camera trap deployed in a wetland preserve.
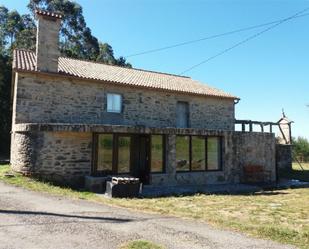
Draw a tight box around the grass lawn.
[119,240,164,249]
[0,164,308,248]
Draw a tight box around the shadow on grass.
[279,168,309,182]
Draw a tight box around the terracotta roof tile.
[13,49,238,99]
[35,9,63,19]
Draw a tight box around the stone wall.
[151,131,276,186]
[276,144,292,170]
[11,131,92,187]
[232,132,277,182]
[14,73,235,130]
[11,124,277,187]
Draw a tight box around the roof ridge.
[61,56,191,79]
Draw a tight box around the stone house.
[10,10,278,190]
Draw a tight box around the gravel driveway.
[0,182,295,249]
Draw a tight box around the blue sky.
[2,0,309,138]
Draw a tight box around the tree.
[96,42,116,64]
[28,0,100,60]
[293,137,309,162]
[0,5,36,54]
[96,42,132,68]
[0,53,12,156]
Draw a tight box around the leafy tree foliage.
[0,1,131,156]
[0,53,11,156]
[293,137,309,162]
[0,6,36,54]
[27,0,131,66]
[96,42,132,67]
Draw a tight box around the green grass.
[1,164,308,248]
[119,240,164,249]
[0,164,97,201]
[279,162,309,182]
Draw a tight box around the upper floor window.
[176,101,189,128]
[107,93,122,113]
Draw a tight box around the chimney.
[35,10,62,73]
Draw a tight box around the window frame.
[175,135,223,173]
[106,93,122,113]
[115,134,132,174]
[175,135,191,172]
[92,133,132,176]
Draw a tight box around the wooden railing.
[235,119,278,133]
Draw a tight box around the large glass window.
[176,136,190,171]
[207,137,222,170]
[117,136,131,173]
[191,136,206,171]
[97,134,113,172]
[151,135,164,173]
[175,135,222,172]
[107,93,122,113]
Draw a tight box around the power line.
[125,13,309,58]
[179,7,309,75]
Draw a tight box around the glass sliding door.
[96,134,113,173]
[117,136,131,173]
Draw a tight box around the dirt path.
[0,182,295,249]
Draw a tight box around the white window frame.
[107,93,122,113]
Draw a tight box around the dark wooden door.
[176,102,189,128]
[131,135,150,184]
[138,135,150,184]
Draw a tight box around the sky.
[2,0,309,138]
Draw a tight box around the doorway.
[131,135,151,184]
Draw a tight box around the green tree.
[293,137,309,162]
[96,42,131,68]
[96,42,116,64]
[0,53,12,156]
[0,6,36,54]
[28,0,100,60]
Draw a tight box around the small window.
[107,93,122,113]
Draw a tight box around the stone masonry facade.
[14,73,235,130]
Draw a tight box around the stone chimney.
[35,10,62,73]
